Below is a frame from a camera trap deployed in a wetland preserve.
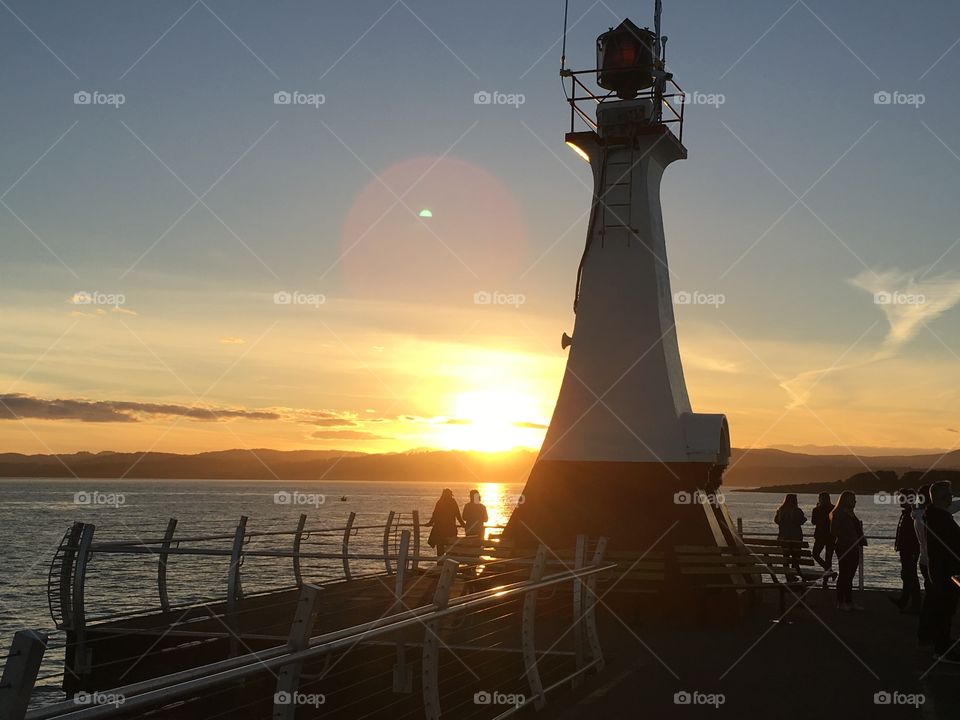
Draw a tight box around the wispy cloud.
[780,268,960,408]
[0,393,281,423]
[849,269,960,357]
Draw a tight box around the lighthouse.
[504,4,732,552]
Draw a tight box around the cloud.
[219,337,246,345]
[441,418,472,425]
[513,420,548,429]
[849,269,960,357]
[948,428,959,434]
[780,268,960,408]
[310,417,358,427]
[0,393,281,423]
[311,429,391,440]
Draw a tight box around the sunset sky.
[2,0,960,456]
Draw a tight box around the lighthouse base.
[502,460,732,553]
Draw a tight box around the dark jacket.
[427,495,463,548]
[775,507,806,542]
[811,505,832,540]
[895,508,920,556]
[925,506,960,586]
[831,509,865,552]
[462,502,488,536]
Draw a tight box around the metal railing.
[561,68,686,143]
[1,533,612,720]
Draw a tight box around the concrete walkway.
[552,587,960,719]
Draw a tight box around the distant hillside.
[0,448,537,484]
[722,448,960,487]
[744,469,960,495]
[1,446,957,486]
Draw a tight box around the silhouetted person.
[425,488,464,557]
[462,490,488,538]
[775,493,806,578]
[831,491,866,611]
[811,492,835,579]
[890,487,921,614]
[915,483,960,646]
[925,481,960,663]
[915,484,934,645]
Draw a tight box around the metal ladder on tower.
[599,146,637,246]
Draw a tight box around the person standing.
[811,492,835,577]
[925,481,960,663]
[425,488,464,557]
[462,490,489,539]
[831,491,866,611]
[890,488,921,613]
[915,483,960,646]
[775,494,806,578]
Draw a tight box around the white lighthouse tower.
[504,3,732,551]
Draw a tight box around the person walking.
[811,492,835,584]
[890,488,921,614]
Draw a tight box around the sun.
[435,389,546,452]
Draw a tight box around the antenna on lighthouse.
[654,0,663,61]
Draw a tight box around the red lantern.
[596,19,656,100]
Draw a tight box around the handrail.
[26,559,614,720]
